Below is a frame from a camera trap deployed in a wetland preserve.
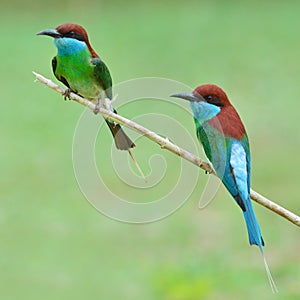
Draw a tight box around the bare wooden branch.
[33,71,300,227]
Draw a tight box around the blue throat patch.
[190,101,221,124]
[54,37,88,56]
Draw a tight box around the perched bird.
[37,23,134,151]
[171,84,277,292]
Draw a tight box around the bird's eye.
[205,95,224,107]
[68,31,75,37]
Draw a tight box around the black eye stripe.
[204,95,224,107]
[64,31,85,41]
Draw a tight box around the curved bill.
[36,29,62,38]
[170,92,201,102]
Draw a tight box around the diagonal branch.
[33,71,300,227]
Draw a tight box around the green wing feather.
[92,57,113,99]
[92,57,135,150]
[195,118,212,161]
[52,56,71,89]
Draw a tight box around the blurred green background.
[1,0,300,299]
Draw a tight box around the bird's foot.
[93,99,102,115]
[63,88,77,101]
[103,94,117,112]
[103,98,111,112]
[204,167,214,174]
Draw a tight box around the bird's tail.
[105,119,135,150]
[243,201,278,293]
[243,200,264,247]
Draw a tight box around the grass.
[1,1,300,299]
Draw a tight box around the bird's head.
[37,23,89,41]
[171,84,230,107]
[37,23,97,57]
[171,84,231,122]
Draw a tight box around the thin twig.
[33,71,300,227]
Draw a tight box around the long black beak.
[170,92,201,102]
[36,29,62,38]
